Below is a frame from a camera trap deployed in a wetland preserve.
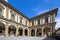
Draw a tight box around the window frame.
[10,10,15,21]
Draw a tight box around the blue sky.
[6,0,60,29]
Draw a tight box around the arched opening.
[9,25,16,36]
[25,29,28,36]
[0,22,5,36]
[31,29,35,36]
[37,28,42,37]
[43,27,51,37]
[18,28,23,36]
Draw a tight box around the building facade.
[0,0,58,37]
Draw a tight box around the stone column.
[42,28,44,37]
[50,27,52,35]
[16,14,19,36]
[28,28,30,36]
[23,28,25,36]
[53,26,55,33]
[30,29,31,36]
[16,26,19,36]
[5,7,9,37]
[5,21,8,37]
[35,28,37,37]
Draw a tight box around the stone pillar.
[5,21,8,37]
[5,7,8,37]
[23,28,25,36]
[28,28,30,36]
[35,28,37,37]
[16,14,19,36]
[53,27,55,33]
[42,28,44,37]
[50,27,52,34]
[16,26,19,36]
[30,29,31,36]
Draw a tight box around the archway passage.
[18,28,23,36]
[0,22,5,36]
[31,29,35,36]
[43,27,51,37]
[37,28,42,37]
[9,25,16,36]
[25,29,28,36]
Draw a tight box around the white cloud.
[37,10,49,15]
[55,18,60,29]
[5,0,8,2]
[31,8,50,15]
[58,7,60,13]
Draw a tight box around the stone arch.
[37,28,42,37]
[43,27,51,37]
[18,28,23,36]
[25,29,28,36]
[31,29,35,36]
[0,22,5,36]
[8,25,16,36]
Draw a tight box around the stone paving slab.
[0,36,56,40]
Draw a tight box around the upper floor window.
[38,19,40,25]
[0,8,2,17]
[20,17,22,24]
[26,20,27,25]
[10,11,15,21]
[32,20,34,26]
[45,17,48,23]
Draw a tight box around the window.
[20,17,22,24]
[26,20,27,25]
[10,11,15,21]
[38,19,40,25]
[45,17,48,23]
[0,8,2,17]
[32,20,34,26]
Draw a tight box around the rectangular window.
[38,19,40,25]
[45,17,48,23]
[26,20,27,25]
[32,20,34,26]
[10,11,15,21]
[20,17,22,24]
